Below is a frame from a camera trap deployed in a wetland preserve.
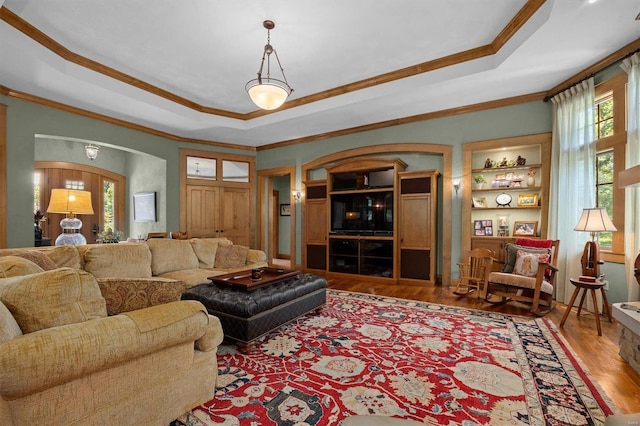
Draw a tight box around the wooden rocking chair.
[453,248,495,296]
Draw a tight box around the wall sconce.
[85,144,100,161]
[292,190,302,202]
[452,177,461,196]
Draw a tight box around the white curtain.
[622,52,640,302]
[549,79,596,304]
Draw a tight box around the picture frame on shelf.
[474,220,493,236]
[472,197,488,208]
[517,193,539,207]
[513,221,538,236]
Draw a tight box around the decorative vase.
[475,183,484,190]
[34,223,43,240]
[526,176,535,187]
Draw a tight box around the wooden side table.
[560,277,613,336]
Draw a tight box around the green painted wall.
[1,95,251,247]
[259,101,554,277]
[2,92,630,303]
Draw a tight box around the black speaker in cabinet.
[401,249,431,279]
[307,244,327,270]
[306,185,327,200]
[401,177,431,194]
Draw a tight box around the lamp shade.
[574,207,616,232]
[47,189,94,215]
[246,79,291,110]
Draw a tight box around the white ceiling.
[1,0,639,147]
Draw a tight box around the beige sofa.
[0,261,224,425]
[0,237,268,315]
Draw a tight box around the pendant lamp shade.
[245,20,293,110]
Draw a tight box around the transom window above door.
[187,156,216,180]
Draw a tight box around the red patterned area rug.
[174,290,615,425]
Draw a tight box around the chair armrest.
[0,300,212,399]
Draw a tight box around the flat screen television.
[331,191,393,235]
[368,169,394,188]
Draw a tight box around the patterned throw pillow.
[215,245,249,269]
[13,251,59,271]
[503,243,551,273]
[513,250,551,277]
[97,278,185,315]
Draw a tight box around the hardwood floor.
[326,277,640,414]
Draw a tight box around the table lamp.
[47,189,94,246]
[574,207,617,277]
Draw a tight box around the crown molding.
[1,1,546,119]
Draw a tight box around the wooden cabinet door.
[398,170,439,282]
[219,187,251,246]
[471,237,513,263]
[399,194,431,249]
[186,185,219,237]
[306,199,327,244]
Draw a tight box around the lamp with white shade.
[47,189,94,246]
[574,207,617,277]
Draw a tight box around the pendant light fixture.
[245,20,293,110]
[85,144,100,161]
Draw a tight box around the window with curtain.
[594,73,627,260]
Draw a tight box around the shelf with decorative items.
[461,133,551,257]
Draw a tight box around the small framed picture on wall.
[133,192,157,222]
[280,204,291,216]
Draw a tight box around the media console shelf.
[302,156,439,284]
[329,237,394,277]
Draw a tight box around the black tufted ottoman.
[182,272,327,352]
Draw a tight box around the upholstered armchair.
[484,238,560,315]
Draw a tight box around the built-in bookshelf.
[461,133,552,259]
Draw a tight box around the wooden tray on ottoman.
[209,267,299,291]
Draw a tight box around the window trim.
[594,72,627,263]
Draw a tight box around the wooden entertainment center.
[303,157,439,284]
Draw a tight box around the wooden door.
[186,185,219,237]
[270,190,280,263]
[219,187,251,246]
